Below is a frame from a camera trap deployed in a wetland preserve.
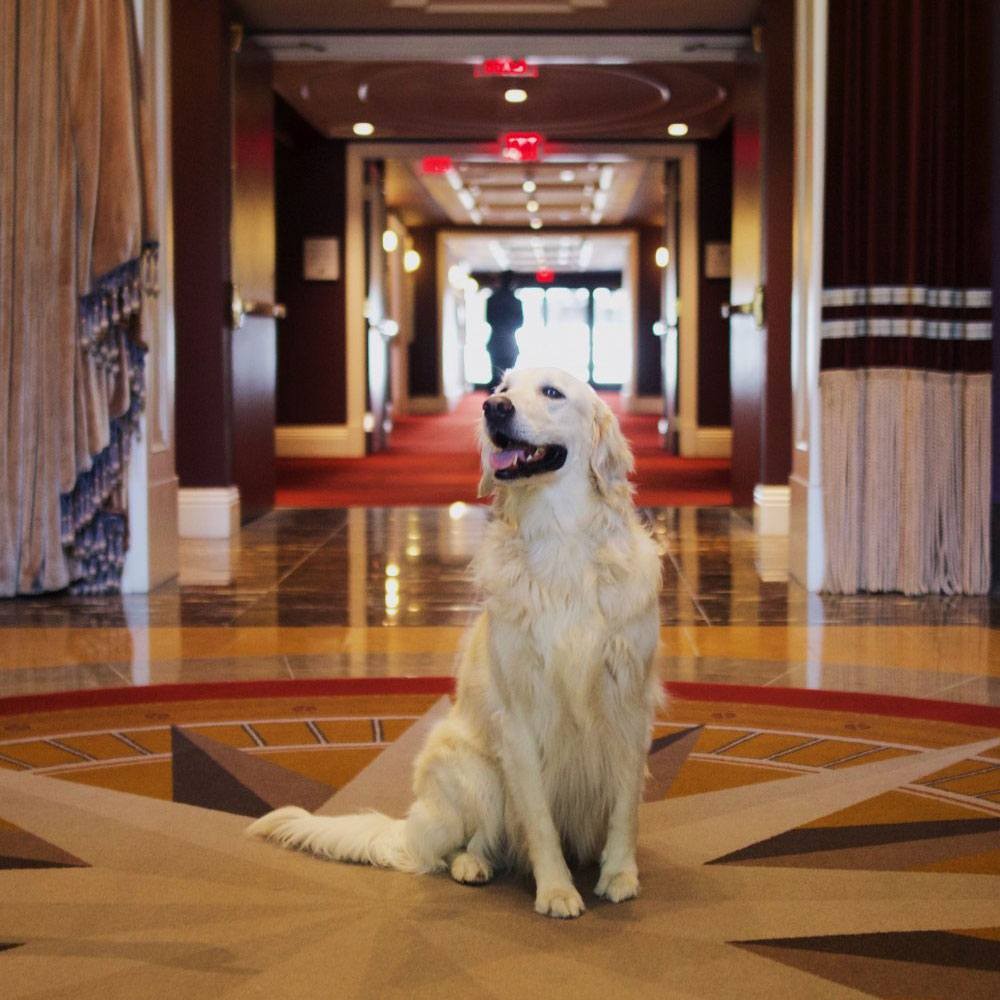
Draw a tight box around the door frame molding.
[343,141,701,455]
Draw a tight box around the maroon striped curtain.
[820,0,992,594]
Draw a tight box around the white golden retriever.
[248,367,662,918]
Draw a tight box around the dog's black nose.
[483,395,514,424]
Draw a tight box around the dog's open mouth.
[488,431,568,480]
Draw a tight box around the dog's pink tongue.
[489,448,523,472]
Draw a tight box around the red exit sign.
[500,131,544,162]
[474,58,538,78]
[535,268,555,284]
[421,156,454,174]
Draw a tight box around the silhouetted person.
[485,271,523,390]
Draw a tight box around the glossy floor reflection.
[1,506,998,705]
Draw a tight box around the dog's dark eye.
[498,385,509,394]
[541,386,565,400]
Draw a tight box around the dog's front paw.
[450,851,493,884]
[595,867,639,903]
[535,883,585,919]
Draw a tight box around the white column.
[788,0,828,591]
[122,0,179,592]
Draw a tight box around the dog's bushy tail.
[246,807,428,873]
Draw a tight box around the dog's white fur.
[247,367,662,918]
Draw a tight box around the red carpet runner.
[277,392,732,508]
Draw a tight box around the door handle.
[231,287,286,328]
[721,285,765,327]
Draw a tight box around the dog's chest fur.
[477,519,654,721]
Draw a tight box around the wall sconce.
[403,249,421,273]
[382,229,399,253]
[655,246,670,268]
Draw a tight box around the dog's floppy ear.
[478,464,495,498]
[477,423,496,497]
[589,397,633,500]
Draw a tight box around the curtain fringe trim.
[60,244,157,596]
[78,243,158,369]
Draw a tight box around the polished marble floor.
[1,505,998,706]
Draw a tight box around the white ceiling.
[443,231,628,274]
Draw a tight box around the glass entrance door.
[465,284,629,388]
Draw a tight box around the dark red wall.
[171,0,232,486]
[991,0,999,590]
[697,123,734,428]
[637,227,664,397]
[760,0,794,485]
[408,227,439,398]
[274,97,348,425]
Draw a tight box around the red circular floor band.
[1,677,998,729]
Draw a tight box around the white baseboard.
[122,473,180,593]
[695,427,732,458]
[275,424,359,458]
[406,395,449,414]
[178,486,240,539]
[753,483,791,535]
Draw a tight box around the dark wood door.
[230,38,276,522]
[727,55,765,507]
[365,160,391,453]
[659,160,680,454]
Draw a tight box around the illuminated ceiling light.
[526,199,540,213]
[449,501,467,520]
[655,246,670,268]
[382,229,399,253]
[445,169,463,192]
[589,211,603,225]
[668,122,689,137]
[598,166,614,191]
[385,563,400,578]
[529,218,543,230]
[504,88,528,104]
[522,179,537,194]
[559,169,575,182]
[352,121,374,136]
[488,240,510,269]
[470,209,483,225]
[456,189,476,211]
[593,190,609,211]
[403,249,422,273]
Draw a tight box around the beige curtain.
[0,0,154,596]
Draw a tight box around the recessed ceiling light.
[352,121,374,136]
[559,170,575,182]
[504,88,528,104]
[667,122,689,137]
[529,218,543,230]
[522,179,537,194]
[526,199,540,213]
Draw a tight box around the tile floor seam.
[665,548,712,625]
[228,516,353,627]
